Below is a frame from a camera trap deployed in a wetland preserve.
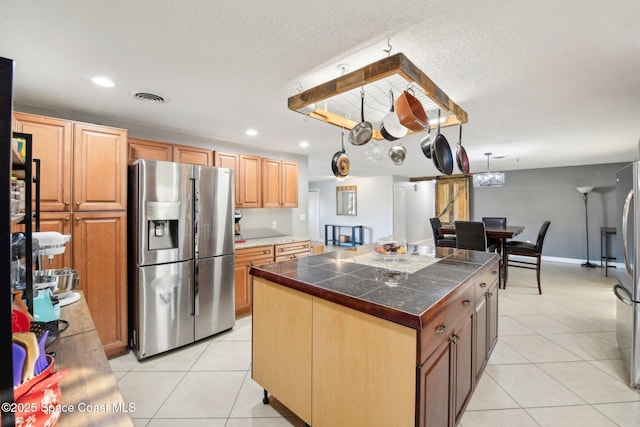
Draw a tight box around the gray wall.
[472,162,627,261]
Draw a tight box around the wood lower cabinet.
[253,260,499,427]
[274,240,310,262]
[72,211,127,358]
[474,266,499,381]
[234,245,274,316]
[128,137,173,163]
[253,278,313,424]
[173,144,213,165]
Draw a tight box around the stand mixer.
[31,232,73,323]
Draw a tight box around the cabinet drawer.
[475,263,499,301]
[275,251,311,262]
[419,283,475,364]
[235,245,274,265]
[274,240,311,257]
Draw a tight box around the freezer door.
[194,254,235,341]
[131,159,194,266]
[616,163,639,300]
[614,284,640,391]
[193,166,235,258]
[132,261,194,359]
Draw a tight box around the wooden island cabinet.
[251,246,499,427]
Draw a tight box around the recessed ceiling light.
[245,129,258,136]
[299,141,309,148]
[91,76,115,88]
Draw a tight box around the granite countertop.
[250,244,499,330]
[235,235,311,249]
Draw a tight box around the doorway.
[308,189,320,241]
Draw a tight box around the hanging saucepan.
[456,124,470,175]
[430,110,454,175]
[394,89,429,131]
[331,132,351,178]
[388,142,407,165]
[349,90,373,146]
[380,90,408,141]
[420,125,433,159]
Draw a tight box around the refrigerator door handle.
[614,282,635,306]
[192,177,200,258]
[193,259,199,316]
[622,189,634,277]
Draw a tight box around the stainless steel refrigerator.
[614,161,640,391]
[129,159,235,359]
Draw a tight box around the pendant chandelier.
[472,153,505,187]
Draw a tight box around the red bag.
[14,355,67,427]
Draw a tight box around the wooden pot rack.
[288,52,468,141]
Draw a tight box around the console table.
[324,224,363,247]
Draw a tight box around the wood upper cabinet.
[214,151,240,208]
[72,210,127,358]
[238,154,262,208]
[13,112,72,212]
[73,122,127,211]
[262,158,298,208]
[173,144,213,165]
[128,137,172,163]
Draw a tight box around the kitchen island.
[250,244,499,427]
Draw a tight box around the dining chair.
[429,217,456,248]
[482,217,506,251]
[503,220,551,294]
[454,221,487,251]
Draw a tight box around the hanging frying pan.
[380,90,408,141]
[349,90,373,146]
[456,124,470,175]
[430,110,454,175]
[420,125,433,159]
[331,132,351,178]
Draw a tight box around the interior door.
[435,176,470,224]
[308,189,320,241]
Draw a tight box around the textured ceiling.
[1,0,639,181]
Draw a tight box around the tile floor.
[109,261,640,426]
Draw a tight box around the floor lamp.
[576,186,596,267]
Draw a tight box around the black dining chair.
[503,220,551,294]
[454,221,487,251]
[429,217,456,248]
[482,217,506,251]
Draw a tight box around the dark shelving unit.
[1,55,16,427]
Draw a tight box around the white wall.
[396,180,436,243]
[309,176,394,244]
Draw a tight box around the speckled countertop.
[250,244,499,330]
[235,235,310,249]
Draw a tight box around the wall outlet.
[299,214,306,222]
[272,220,277,229]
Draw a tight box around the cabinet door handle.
[479,282,487,288]
[64,201,70,206]
[75,217,80,222]
[486,292,493,297]
[435,324,447,335]
[64,217,70,222]
[462,299,471,307]
[263,250,270,254]
[492,270,497,275]
[451,334,460,344]
[75,201,81,207]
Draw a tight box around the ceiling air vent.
[132,91,166,103]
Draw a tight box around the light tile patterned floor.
[110,261,640,426]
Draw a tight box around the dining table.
[440,224,525,289]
